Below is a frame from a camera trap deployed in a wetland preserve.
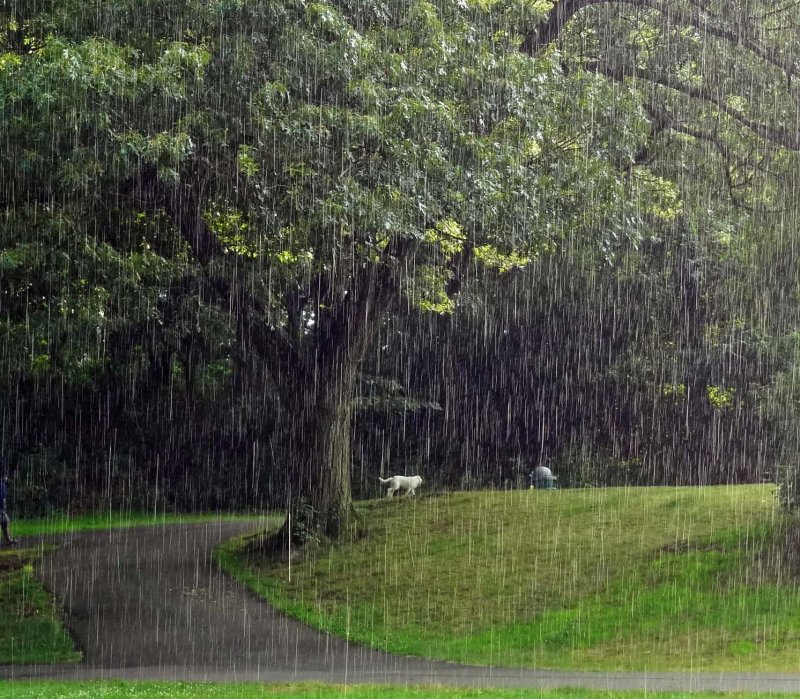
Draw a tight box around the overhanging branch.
[591,62,800,150]
[521,0,608,55]
[521,0,799,84]
[664,119,788,212]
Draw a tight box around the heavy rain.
[1,0,800,697]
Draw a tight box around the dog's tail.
[377,477,391,484]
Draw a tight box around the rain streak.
[1,0,800,696]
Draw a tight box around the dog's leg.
[386,488,395,498]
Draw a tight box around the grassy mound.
[217,485,800,672]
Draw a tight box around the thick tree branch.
[667,121,742,202]
[662,3,798,79]
[133,164,309,394]
[619,105,671,175]
[163,160,225,267]
[302,235,416,316]
[521,0,606,55]
[665,120,790,212]
[285,283,307,343]
[592,62,800,150]
[445,243,475,298]
[315,237,417,386]
[138,162,224,267]
[666,120,733,161]
[521,0,799,83]
[202,275,314,401]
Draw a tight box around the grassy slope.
[0,548,79,664]
[1,683,799,699]
[218,485,800,672]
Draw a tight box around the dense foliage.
[1,0,799,524]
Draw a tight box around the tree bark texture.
[283,264,400,542]
[288,378,355,541]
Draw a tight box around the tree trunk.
[277,265,401,545]
[290,386,354,542]
[269,336,365,547]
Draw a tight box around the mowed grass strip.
[12,511,273,539]
[0,683,799,699]
[0,548,79,664]
[218,485,800,672]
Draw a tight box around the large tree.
[2,0,798,538]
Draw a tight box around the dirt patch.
[0,548,38,575]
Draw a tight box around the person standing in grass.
[0,470,17,546]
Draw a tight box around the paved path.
[2,520,800,692]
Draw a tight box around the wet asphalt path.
[2,520,800,691]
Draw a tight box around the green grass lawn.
[0,683,798,699]
[217,484,800,673]
[0,548,79,665]
[11,510,269,539]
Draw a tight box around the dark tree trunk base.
[242,504,366,561]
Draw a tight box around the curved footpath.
[1,520,800,692]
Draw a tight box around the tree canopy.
[2,0,800,530]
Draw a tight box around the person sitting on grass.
[0,470,17,546]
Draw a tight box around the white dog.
[378,475,422,498]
